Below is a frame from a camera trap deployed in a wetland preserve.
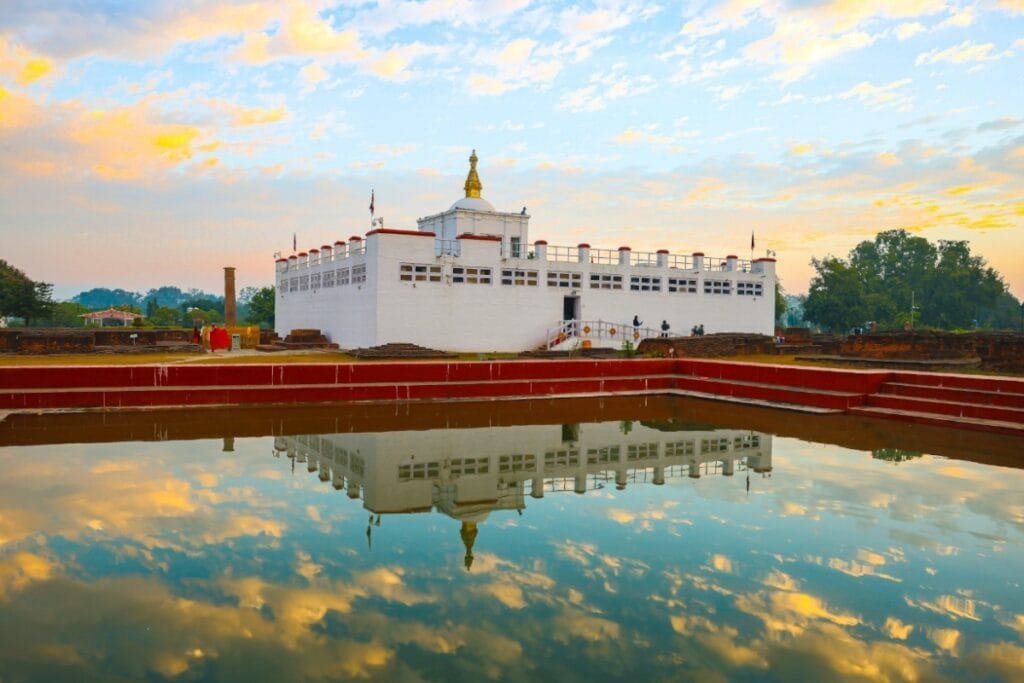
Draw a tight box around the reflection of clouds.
[0,551,55,598]
[552,609,621,641]
[883,617,914,640]
[905,594,982,622]
[710,553,734,573]
[0,445,288,556]
[926,627,960,653]
[827,557,901,582]
[966,642,1024,679]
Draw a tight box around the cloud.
[916,40,1009,65]
[884,617,914,639]
[298,61,329,93]
[839,78,914,111]
[466,38,563,95]
[939,6,976,28]
[0,36,54,85]
[894,21,926,40]
[557,69,656,112]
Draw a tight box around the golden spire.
[463,148,482,199]
[460,521,478,571]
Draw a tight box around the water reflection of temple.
[274,421,771,567]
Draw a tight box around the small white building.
[275,151,777,352]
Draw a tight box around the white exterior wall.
[277,232,777,351]
[417,208,530,256]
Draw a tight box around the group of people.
[630,316,703,338]
[191,324,232,351]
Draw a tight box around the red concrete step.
[0,375,680,411]
[879,381,1024,409]
[888,371,1024,394]
[675,376,864,411]
[864,393,1024,424]
[849,406,1024,438]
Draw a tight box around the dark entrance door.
[563,296,580,335]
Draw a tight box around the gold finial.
[460,521,478,571]
[464,148,482,199]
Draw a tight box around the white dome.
[449,196,495,212]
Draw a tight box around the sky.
[0,0,1022,300]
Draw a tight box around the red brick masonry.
[0,359,1021,437]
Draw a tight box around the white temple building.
[275,151,777,352]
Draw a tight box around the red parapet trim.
[321,245,332,250]
[657,249,669,254]
[275,258,288,263]
[578,243,591,249]
[308,248,320,253]
[367,228,435,237]
[692,251,704,256]
[297,252,308,257]
[618,246,631,251]
[458,233,502,241]
[534,240,548,245]
[348,236,363,241]
[754,257,776,262]
[288,255,298,260]
[726,254,737,259]
[334,240,346,246]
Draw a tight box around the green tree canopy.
[0,260,54,325]
[244,286,275,329]
[804,230,1017,332]
[71,287,141,309]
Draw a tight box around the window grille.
[501,269,538,286]
[630,276,661,292]
[589,273,623,290]
[668,278,698,293]
[547,271,582,288]
[703,279,731,295]
[399,263,442,282]
[452,266,492,284]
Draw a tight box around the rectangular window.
[399,263,442,282]
[498,453,536,473]
[449,457,490,477]
[352,264,367,284]
[668,278,697,293]
[336,267,350,286]
[452,266,492,284]
[546,271,582,288]
[703,279,731,295]
[299,275,309,291]
[701,437,730,453]
[626,443,658,460]
[501,268,538,286]
[398,461,441,481]
[589,273,623,290]
[736,282,763,296]
[586,445,620,464]
[322,270,335,288]
[734,435,761,449]
[630,276,661,292]
[664,440,695,457]
[288,277,298,293]
[510,236,522,258]
[310,273,321,289]
[544,447,580,467]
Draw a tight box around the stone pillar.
[534,240,548,261]
[334,240,347,258]
[577,243,590,264]
[320,244,333,262]
[224,267,237,326]
[615,468,628,490]
[689,461,701,479]
[574,472,587,494]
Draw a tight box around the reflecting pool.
[0,397,1022,682]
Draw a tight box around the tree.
[36,301,90,327]
[0,260,54,325]
[804,230,1013,331]
[71,287,141,309]
[774,282,788,325]
[803,257,873,332]
[244,286,275,328]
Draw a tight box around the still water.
[0,397,1022,682]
